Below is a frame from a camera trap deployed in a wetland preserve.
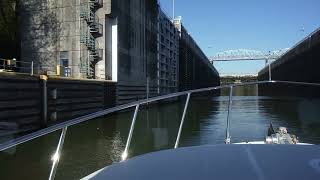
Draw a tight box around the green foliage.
[0,0,20,58]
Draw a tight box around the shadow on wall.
[21,1,62,74]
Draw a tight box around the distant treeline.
[0,0,20,59]
[220,76,257,84]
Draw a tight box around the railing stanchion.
[121,104,140,161]
[31,61,34,76]
[225,86,233,144]
[174,93,191,149]
[268,63,272,81]
[49,126,68,180]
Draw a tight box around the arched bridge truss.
[209,49,289,62]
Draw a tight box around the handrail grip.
[2,80,320,151]
[174,93,191,149]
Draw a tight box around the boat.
[1,80,320,180]
[82,123,318,180]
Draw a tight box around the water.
[1,84,320,179]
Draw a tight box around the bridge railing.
[210,56,278,61]
[209,49,288,61]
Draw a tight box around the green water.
[1,85,320,179]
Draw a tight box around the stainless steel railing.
[0,58,74,77]
[225,86,233,144]
[1,80,320,179]
[174,93,191,149]
[0,58,35,75]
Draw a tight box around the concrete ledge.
[0,73,116,137]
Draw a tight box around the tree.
[0,0,20,59]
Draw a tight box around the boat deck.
[83,144,320,180]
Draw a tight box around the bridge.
[209,49,289,62]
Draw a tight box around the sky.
[159,0,320,76]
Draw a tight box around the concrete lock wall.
[177,25,220,91]
[0,74,41,137]
[0,73,116,137]
[112,0,159,105]
[258,29,320,83]
[258,29,320,97]
[20,0,111,79]
[19,0,221,106]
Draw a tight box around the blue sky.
[159,0,320,75]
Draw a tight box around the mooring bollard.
[40,75,48,128]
